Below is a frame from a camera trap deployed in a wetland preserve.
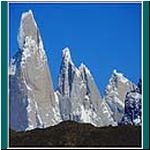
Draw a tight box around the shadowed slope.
[10,120,141,147]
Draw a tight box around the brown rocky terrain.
[9,120,141,148]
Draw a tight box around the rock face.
[104,70,137,123]
[9,10,61,131]
[121,80,142,125]
[56,48,116,127]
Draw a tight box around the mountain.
[56,48,116,127]
[104,70,137,123]
[10,120,141,147]
[9,10,141,132]
[9,10,61,131]
[120,79,142,125]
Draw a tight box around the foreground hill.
[10,121,141,147]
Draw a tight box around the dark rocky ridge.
[10,120,141,147]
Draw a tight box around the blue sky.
[9,3,141,95]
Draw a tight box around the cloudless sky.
[9,3,141,95]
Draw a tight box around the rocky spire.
[104,69,137,123]
[62,47,72,63]
[56,48,116,127]
[18,10,35,49]
[58,47,79,96]
[10,10,61,131]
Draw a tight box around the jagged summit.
[104,69,137,123]
[10,10,61,131]
[56,48,116,127]
[112,69,128,83]
[113,69,122,75]
[79,63,92,78]
[62,47,72,61]
[21,10,35,23]
[113,69,124,78]
[61,47,75,69]
[17,10,39,50]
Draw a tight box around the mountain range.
[9,10,142,132]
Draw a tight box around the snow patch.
[79,63,93,78]
[37,114,43,126]
[113,69,128,83]
[62,47,72,63]
[80,105,97,126]
[9,60,16,75]
[84,95,90,100]
[23,80,32,91]
[133,116,141,125]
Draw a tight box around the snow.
[134,93,141,99]
[80,105,97,125]
[102,106,110,114]
[21,10,37,30]
[80,105,91,123]
[9,58,17,75]
[109,90,119,96]
[38,36,47,62]
[46,113,49,117]
[10,10,62,132]
[37,114,43,127]
[84,95,90,100]
[11,9,142,131]
[20,35,47,68]
[25,125,34,131]
[23,80,32,91]
[62,47,72,63]
[75,68,81,77]
[104,69,137,123]
[17,23,25,50]
[114,96,124,108]
[18,10,37,50]
[119,76,128,83]
[52,107,62,123]
[79,63,93,78]
[54,92,59,104]
[133,116,141,125]
[21,10,33,23]
[113,69,128,83]
[9,64,16,76]
[113,69,123,76]
[26,99,32,112]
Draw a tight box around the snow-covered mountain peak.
[17,10,39,50]
[57,52,116,127]
[79,63,92,78]
[111,69,129,84]
[79,63,86,70]
[10,10,61,131]
[16,10,47,66]
[62,47,72,63]
[104,69,138,123]
[113,69,124,77]
[21,10,35,23]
